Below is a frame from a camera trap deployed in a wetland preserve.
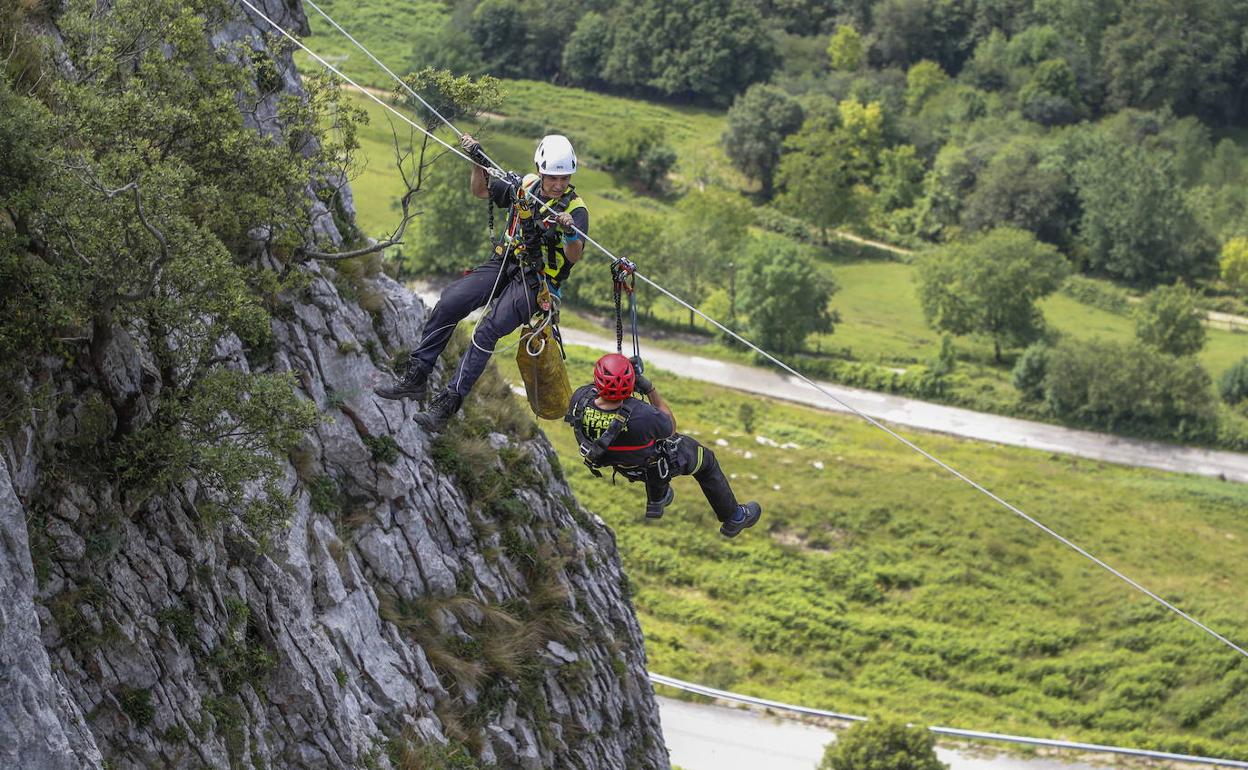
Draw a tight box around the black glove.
[461,135,489,167]
[502,170,525,200]
[630,357,654,395]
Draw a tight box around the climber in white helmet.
[375,133,590,433]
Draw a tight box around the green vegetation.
[118,688,155,728]
[312,0,1248,448]
[1135,284,1208,357]
[916,228,1069,362]
[387,730,481,770]
[819,720,946,770]
[212,598,275,697]
[500,344,1248,758]
[1,0,342,543]
[1220,359,1248,406]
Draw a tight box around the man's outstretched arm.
[461,134,490,199]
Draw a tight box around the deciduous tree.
[739,235,837,353]
[723,84,804,198]
[602,0,776,105]
[1221,237,1248,291]
[828,25,864,72]
[665,190,754,328]
[917,227,1070,360]
[1072,134,1216,286]
[1134,283,1207,356]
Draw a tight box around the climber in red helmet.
[565,353,762,537]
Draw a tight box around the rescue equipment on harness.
[493,175,585,287]
[566,388,641,475]
[516,318,571,420]
[566,386,681,484]
[612,258,640,359]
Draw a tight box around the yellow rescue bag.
[515,324,571,420]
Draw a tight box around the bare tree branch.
[302,123,427,263]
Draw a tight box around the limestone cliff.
[0,2,666,768]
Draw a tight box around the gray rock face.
[0,1,667,768]
[0,461,105,770]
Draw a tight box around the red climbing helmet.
[593,353,635,400]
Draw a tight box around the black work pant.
[409,258,541,398]
[635,436,739,522]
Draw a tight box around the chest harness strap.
[566,390,640,477]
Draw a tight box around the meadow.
[497,345,1248,758]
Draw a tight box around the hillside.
[307,0,1248,452]
[509,346,1248,758]
[0,3,665,768]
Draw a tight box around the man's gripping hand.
[630,356,654,395]
[460,133,489,166]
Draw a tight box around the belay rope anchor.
[612,257,640,361]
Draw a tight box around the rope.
[236,0,1248,664]
[236,0,479,167]
[301,0,511,174]
[613,279,624,354]
[628,274,640,360]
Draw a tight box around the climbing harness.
[493,174,585,288]
[240,0,1248,663]
[566,382,677,487]
[566,389,642,476]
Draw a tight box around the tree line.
[417,0,1248,122]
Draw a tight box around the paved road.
[558,328,1248,483]
[658,697,1105,770]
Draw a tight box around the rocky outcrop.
[1,458,104,770]
[0,2,667,768]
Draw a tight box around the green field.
[496,345,1248,758]
[820,261,1247,379]
[302,0,448,86]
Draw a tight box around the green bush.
[1011,342,1049,401]
[1042,339,1217,437]
[1061,275,1131,315]
[596,124,677,192]
[818,720,947,770]
[1219,357,1248,405]
[755,205,816,243]
[1134,283,1207,356]
[119,688,155,727]
[787,355,949,400]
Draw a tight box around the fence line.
[648,672,1248,769]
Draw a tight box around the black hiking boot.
[719,501,761,538]
[374,360,431,401]
[645,487,675,519]
[414,390,463,433]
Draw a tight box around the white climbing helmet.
[534,134,577,175]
